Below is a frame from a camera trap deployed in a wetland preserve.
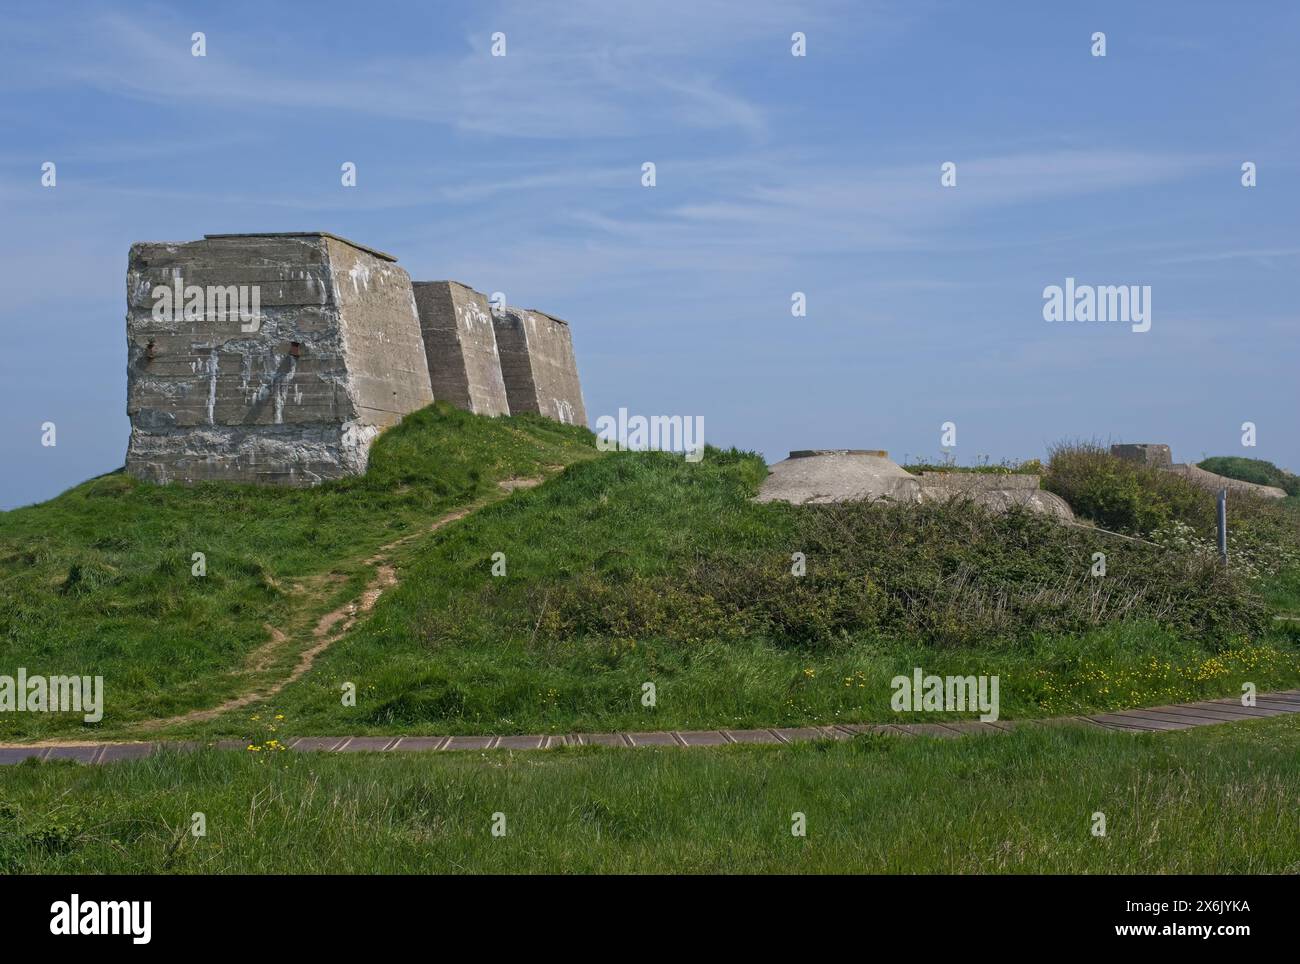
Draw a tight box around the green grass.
[2,715,1298,873]
[2,408,1297,743]
[246,617,1299,740]
[0,405,598,740]
[229,447,1293,740]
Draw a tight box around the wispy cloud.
[2,3,807,140]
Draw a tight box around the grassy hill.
[243,443,1296,739]
[0,405,598,740]
[2,408,1298,742]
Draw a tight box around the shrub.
[534,498,1268,648]
[1042,441,1213,535]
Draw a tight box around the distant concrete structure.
[1110,443,1173,468]
[124,233,588,486]
[411,281,510,416]
[1111,443,1286,499]
[126,233,434,485]
[492,307,587,426]
[757,451,922,505]
[757,451,1074,521]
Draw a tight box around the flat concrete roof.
[203,232,398,262]
[413,280,478,290]
[789,449,888,459]
[523,307,570,327]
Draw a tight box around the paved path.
[2,691,1298,765]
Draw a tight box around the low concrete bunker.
[757,450,1074,521]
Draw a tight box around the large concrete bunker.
[125,232,435,485]
[124,233,590,486]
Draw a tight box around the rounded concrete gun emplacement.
[756,449,1074,521]
[756,450,923,505]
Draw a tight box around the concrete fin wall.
[125,233,433,486]
[492,307,587,426]
[411,281,510,416]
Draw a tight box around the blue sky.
[1,0,1296,509]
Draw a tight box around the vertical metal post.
[1217,488,1228,565]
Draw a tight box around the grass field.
[2,716,1297,873]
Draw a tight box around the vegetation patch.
[0,404,598,738]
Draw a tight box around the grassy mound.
[3,415,1297,741]
[354,448,1270,649]
[0,404,597,738]
[1198,456,1300,497]
[1043,441,1211,534]
[257,447,1294,737]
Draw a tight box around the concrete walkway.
[2,691,1298,765]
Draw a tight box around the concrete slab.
[676,730,730,746]
[495,735,546,750]
[389,737,450,752]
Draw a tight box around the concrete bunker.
[125,232,435,485]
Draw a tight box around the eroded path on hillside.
[130,478,542,731]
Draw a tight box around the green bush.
[534,497,1268,648]
[1042,441,1213,535]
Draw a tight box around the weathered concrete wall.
[1111,443,1173,468]
[916,473,1075,520]
[411,281,510,416]
[326,238,437,426]
[917,472,1041,492]
[492,307,587,426]
[125,233,433,485]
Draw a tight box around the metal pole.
[1217,488,1228,565]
